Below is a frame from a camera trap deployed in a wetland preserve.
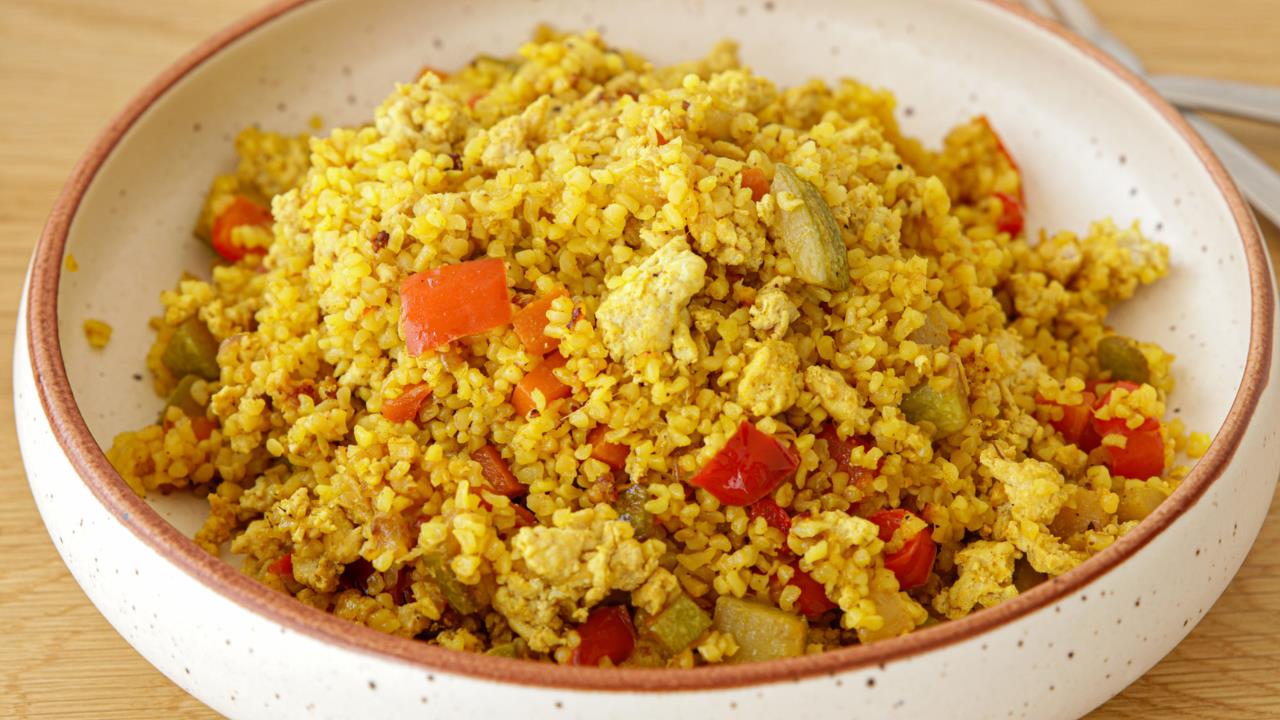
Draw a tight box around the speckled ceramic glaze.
[14,0,1279,717]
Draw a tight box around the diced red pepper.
[866,509,908,543]
[978,115,1025,204]
[381,383,433,423]
[818,424,878,487]
[587,425,629,470]
[883,528,936,590]
[571,606,636,666]
[748,497,791,533]
[513,289,568,356]
[788,564,836,618]
[471,444,526,497]
[267,554,293,577]
[1107,428,1165,479]
[688,421,799,506]
[1037,390,1098,449]
[740,167,770,202]
[211,196,273,262]
[868,509,936,589]
[655,130,668,145]
[399,258,512,355]
[467,92,486,109]
[190,416,218,441]
[994,191,1024,236]
[512,504,536,527]
[1091,381,1159,437]
[511,352,571,416]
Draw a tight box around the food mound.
[107,29,1209,667]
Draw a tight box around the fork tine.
[1020,0,1058,19]
[1046,0,1108,38]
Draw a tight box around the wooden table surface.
[1,1,1278,717]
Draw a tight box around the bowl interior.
[54,0,1252,539]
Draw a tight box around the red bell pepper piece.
[994,191,1025,236]
[511,352,571,416]
[818,424,878,487]
[867,509,936,590]
[587,425,630,470]
[740,167,770,202]
[267,554,292,577]
[1107,428,1165,479]
[211,196,273,262]
[748,497,791,533]
[883,528,936,590]
[788,564,836,618]
[688,421,799,506]
[381,383,433,423]
[471,444,526,497]
[1036,390,1099,449]
[1091,381,1159,437]
[399,257,511,355]
[571,606,636,666]
[513,289,568,356]
[866,508,908,542]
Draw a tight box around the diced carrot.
[511,352,570,416]
[399,258,511,355]
[740,167,770,202]
[467,92,486,109]
[587,425,629,470]
[471,444,525,497]
[381,383,433,423]
[655,130,668,145]
[211,196,273,262]
[513,289,568,356]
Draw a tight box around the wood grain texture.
[0,1,1276,717]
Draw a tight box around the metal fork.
[1022,0,1280,228]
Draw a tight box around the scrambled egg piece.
[805,365,871,432]
[595,237,707,363]
[749,276,799,339]
[737,340,801,417]
[632,567,681,615]
[493,506,665,652]
[982,449,1086,576]
[934,540,1018,619]
[473,95,551,170]
[984,451,1069,525]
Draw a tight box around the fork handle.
[1153,75,1280,125]
[1186,114,1280,229]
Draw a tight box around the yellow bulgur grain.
[106,29,1204,667]
[83,318,112,349]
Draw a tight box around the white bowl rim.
[22,0,1275,692]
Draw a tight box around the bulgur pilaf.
[107,29,1209,666]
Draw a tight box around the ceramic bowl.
[14,0,1279,717]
